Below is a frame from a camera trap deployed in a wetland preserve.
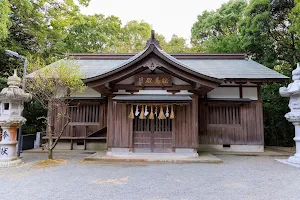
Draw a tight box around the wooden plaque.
[135,74,172,86]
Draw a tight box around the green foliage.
[23,100,47,134]
[0,0,11,40]
[117,20,152,53]
[191,0,247,52]
[241,0,299,69]
[158,35,191,53]
[63,14,122,53]
[262,84,294,146]
[290,0,300,33]
[0,77,7,90]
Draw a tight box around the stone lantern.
[0,70,31,167]
[279,63,300,164]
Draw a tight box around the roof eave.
[224,77,289,83]
[82,45,153,83]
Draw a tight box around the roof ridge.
[66,53,248,60]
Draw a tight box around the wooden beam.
[219,85,257,88]
[105,83,111,89]
[113,84,194,91]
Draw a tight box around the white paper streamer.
[135,105,140,116]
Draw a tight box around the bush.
[262,83,294,146]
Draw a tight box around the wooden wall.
[199,101,264,145]
[107,97,133,148]
[50,101,107,138]
[173,95,198,149]
[173,104,192,148]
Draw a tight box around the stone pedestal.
[287,122,300,164]
[0,123,22,167]
[279,63,300,165]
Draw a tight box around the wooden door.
[133,116,172,153]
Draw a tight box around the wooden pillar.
[191,94,199,149]
[257,84,262,101]
[239,84,243,98]
[107,96,114,148]
[129,104,133,150]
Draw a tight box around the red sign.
[135,74,172,86]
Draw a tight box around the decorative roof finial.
[146,30,161,49]
[151,30,155,40]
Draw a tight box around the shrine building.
[29,31,288,156]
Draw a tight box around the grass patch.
[33,159,67,168]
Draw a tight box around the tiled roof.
[27,49,287,81]
[27,30,288,81]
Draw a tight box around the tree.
[0,0,92,74]
[0,0,10,40]
[26,60,86,159]
[240,0,299,69]
[115,20,152,53]
[63,14,122,53]
[158,35,191,53]
[191,0,247,52]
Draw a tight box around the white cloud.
[80,0,229,41]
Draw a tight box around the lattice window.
[208,105,241,125]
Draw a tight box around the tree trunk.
[48,126,53,159]
[47,101,54,159]
[48,148,53,159]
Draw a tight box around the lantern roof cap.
[0,69,32,101]
[280,63,300,97]
[7,69,21,87]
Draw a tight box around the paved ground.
[0,152,299,200]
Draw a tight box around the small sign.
[135,74,172,86]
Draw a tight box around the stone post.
[279,63,300,164]
[0,70,32,167]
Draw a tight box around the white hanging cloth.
[165,105,170,118]
[154,105,158,116]
[135,105,140,116]
[144,105,149,116]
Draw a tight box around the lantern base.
[0,158,22,168]
[287,156,300,165]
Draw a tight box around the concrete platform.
[84,152,223,163]
[209,146,295,156]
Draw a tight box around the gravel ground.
[0,152,299,200]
